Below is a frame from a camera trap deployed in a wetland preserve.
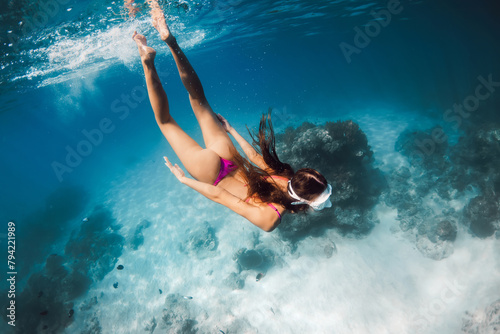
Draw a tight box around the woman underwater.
[133,7,332,232]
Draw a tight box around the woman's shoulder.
[266,175,290,182]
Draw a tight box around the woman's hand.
[164,156,186,183]
[216,114,233,132]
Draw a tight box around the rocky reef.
[157,294,198,334]
[65,206,125,282]
[386,123,500,259]
[462,299,500,334]
[12,206,125,333]
[129,219,151,250]
[13,254,87,333]
[275,120,386,239]
[223,241,279,291]
[451,124,500,238]
[16,185,88,279]
[463,196,499,238]
[179,222,219,259]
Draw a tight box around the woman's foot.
[132,31,156,63]
[150,6,175,44]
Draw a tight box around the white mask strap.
[288,180,332,209]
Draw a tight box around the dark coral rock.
[277,120,384,209]
[224,272,245,290]
[275,120,385,238]
[447,124,500,237]
[429,220,457,243]
[80,296,98,312]
[386,157,458,260]
[17,185,89,279]
[447,166,473,193]
[324,243,337,258]
[452,125,500,172]
[82,316,102,334]
[12,206,121,334]
[462,299,500,333]
[387,122,500,256]
[160,294,198,333]
[414,178,434,196]
[62,270,92,300]
[391,192,422,218]
[395,126,449,169]
[65,205,124,281]
[130,219,151,250]
[13,260,83,333]
[417,223,427,236]
[232,247,276,274]
[398,218,416,232]
[45,254,68,279]
[236,249,263,270]
[448,125,500,199]
[392,166,412,182]
[464,196,499,238]
[180,222,218,259]
[398,200,420,217]
[145,317,157,333]
[277,211,324,240]
[416,235,454,260]
[332,207,378,236]
[435,179,452,199]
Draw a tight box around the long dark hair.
[233,111,328,214]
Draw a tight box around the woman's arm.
[183,177,279,231]
[216,114,268,170]
[164,157,279,232]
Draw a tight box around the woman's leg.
[133,32,220,184]
[151,9,237,161]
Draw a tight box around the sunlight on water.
[14,17,209,88]
[4,0,226,89]
[3,0,362,92]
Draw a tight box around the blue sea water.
[1,0,500,333]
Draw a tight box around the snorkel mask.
[288,180,332,210]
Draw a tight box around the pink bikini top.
[244,175,290,220]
